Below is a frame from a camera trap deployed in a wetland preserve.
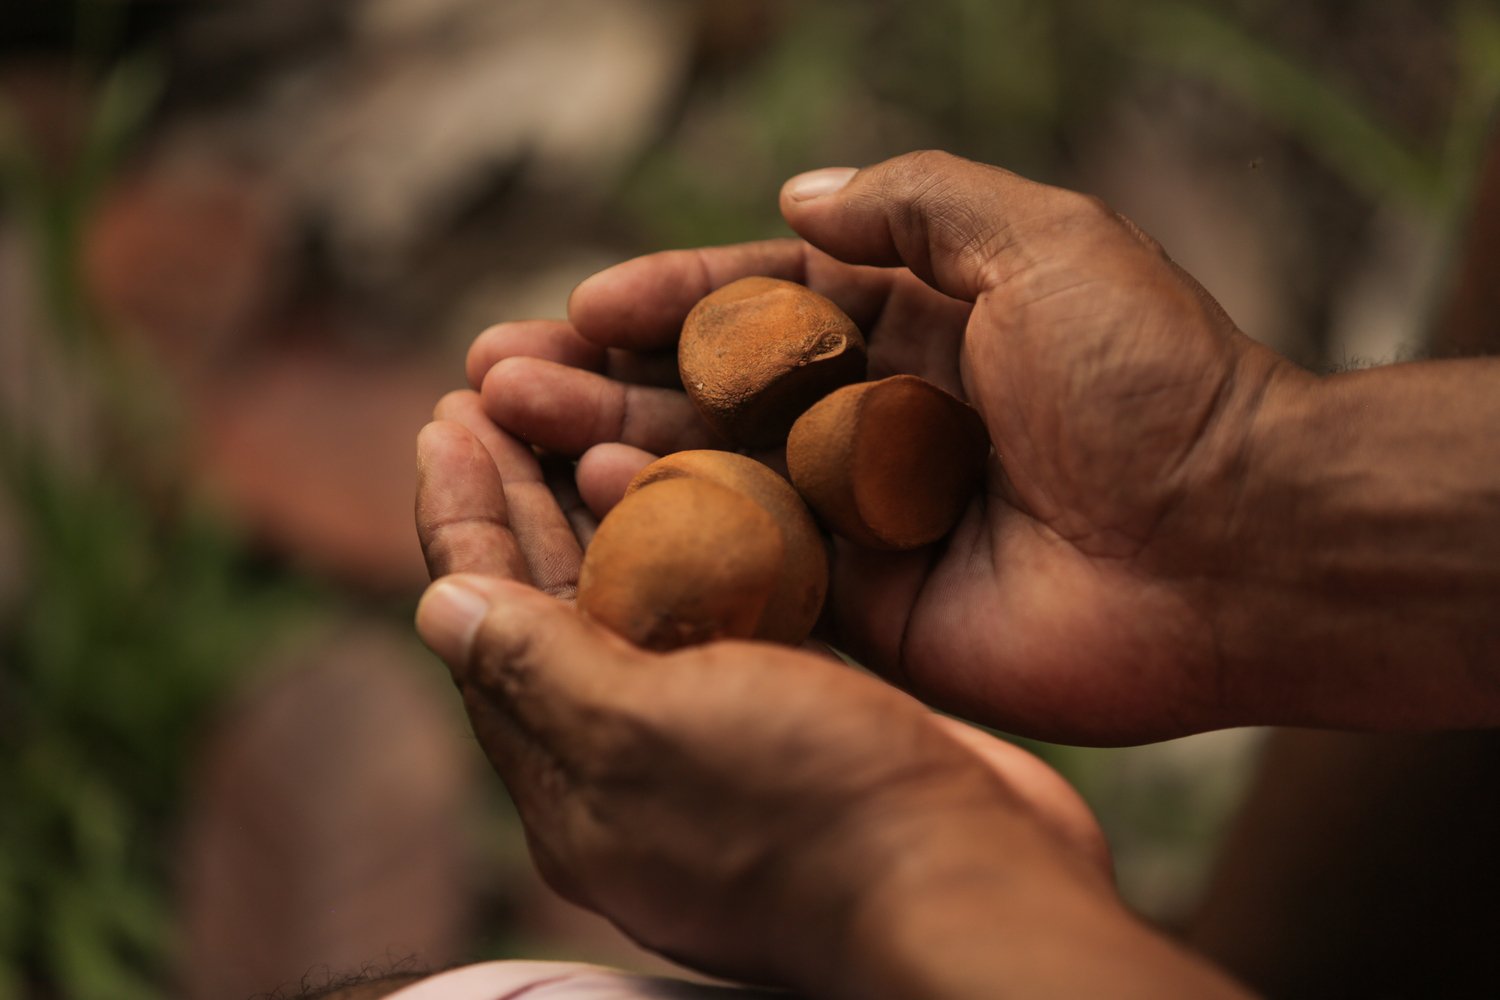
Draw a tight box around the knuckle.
[893,148,964,180]
[873,150,963,209]
[882,151,967,208]
[879,151,1010,280]
[607,383,636,444]
[1044,190,1172,265]
[573,691,663,784]
[1053,188,1117,227]
[948,201,1009,265]
[1113,210,1169,256]
[470,620,659,784]
[470,617,540,700]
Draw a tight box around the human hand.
[413,396,1248,999]
[468,151,1295,744]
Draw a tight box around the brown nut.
[578,477,783,651]
[786,375,989,550]
[626,450,827,646]
[679,276,866,449]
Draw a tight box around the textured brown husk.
[578,477,783,651]
[679,276,866,449]
[787,375,989,550]
[627,450,828,645]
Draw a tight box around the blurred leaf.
[66,773,129,873]
[46,877,159,1000]
[952,0,1062,134]
[0,42,160,354]
[0,836,20,952]
[1443,0,1500,209]
[1,439,314,996]
[96,873,174,962]
[75,51,164,216]
[0,94,49,244]
[1133,1,1445,211]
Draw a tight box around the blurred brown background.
[2,1,1498,998]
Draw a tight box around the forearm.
[1215,358,1500,727]
[803,822,1249,1000]
[844,882,1250,1000]
[1186,728,1500,997]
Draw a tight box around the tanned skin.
[414,150,1499,997]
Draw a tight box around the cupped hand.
[468,150,1296,744]
[413,397,1123,996]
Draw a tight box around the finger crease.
[615,386,638,445]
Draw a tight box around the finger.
[800,638,853,664]
[415,421,532,582]
[417,575,627,898]
[575,440,790,516]
[780,150,1101,302]
[861,272,972,397]
[541,453,598,549]
[481,356,725,457]
[433,389,584,599]
[932,716,1112,877]
[435,388,545,482]
[605,347,682,389]
[568,239,808,351]
[576,443,658,519]
[466,320,606,390]
[825,540,935,678]
[417,574,640,733]
[464,319,682,389]
[568,239,903,352]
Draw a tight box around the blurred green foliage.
[1139,0,1500,218]
[0,44,311,1000]
[0,456,308,1000]
[622,0,1500,249]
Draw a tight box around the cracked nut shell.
[627,450,827,646]
[578,477,783,651]
[679,276,866,449]
[786,374,989,550]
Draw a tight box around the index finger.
[566,238,900,351]
[433,390,585,600]
[415,420,531,582]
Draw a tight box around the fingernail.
[416,579,491,668]
[785,166,857,202]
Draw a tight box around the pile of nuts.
[578,277,989,651]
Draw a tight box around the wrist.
[823,821,1247,1000]
[760,757,1104,999]
[1204,357,1500,728]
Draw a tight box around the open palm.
[469,152,1294,744]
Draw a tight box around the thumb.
[417,575,636,695]
[779,150,1079,302]
[415,575,630,913]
